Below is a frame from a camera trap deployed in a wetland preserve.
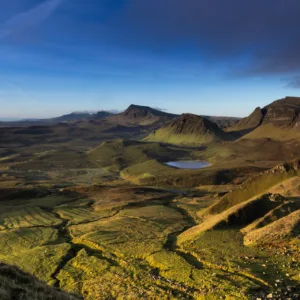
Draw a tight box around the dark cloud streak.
[113,0,300,76]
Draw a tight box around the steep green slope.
[145,113,233,145]
[207,160,300,214]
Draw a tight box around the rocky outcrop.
[262,97,300,128]
[227,97,300,136]
[227,107,265,132]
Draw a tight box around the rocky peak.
[263,97,300,128]
[169,114,222,135]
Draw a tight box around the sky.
[1,0,300,118]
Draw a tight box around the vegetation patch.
[57,249,181,299]
[146,250,192,284]
[0,227,59,254]
[54,206,113,225]
[0,206,63,230]
[70,205,188,258]
[1,243,71,283]
[181,229,300,295]
[0,227,71,283]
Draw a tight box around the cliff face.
[227,97,300,137]
[263,97,300,128]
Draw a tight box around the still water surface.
[165,161,210,169]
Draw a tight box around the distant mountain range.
[0,104,240,128]
[2,98,300,146]
[0,110,115,127]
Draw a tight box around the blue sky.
[1,0,300,118]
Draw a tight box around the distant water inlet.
[164,161,210,169]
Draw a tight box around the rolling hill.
[145,113,233,145]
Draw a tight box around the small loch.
[164,161,210,169]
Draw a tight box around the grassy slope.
[180,229,300,297]
[0,206,63,230]
[0,227,71,283]
[145,127,217,145]
[242,123,300,141]
[207,161,300,214]
[177,193,283,244]
[144,114,230,146]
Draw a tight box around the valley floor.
[0,123,299,299]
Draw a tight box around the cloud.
[153,107,168,112]
[0,0,65,39]
[116,0,300,77]
[285,76,300,89]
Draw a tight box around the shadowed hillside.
[0,262,80,300]
[226,107,265,133]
